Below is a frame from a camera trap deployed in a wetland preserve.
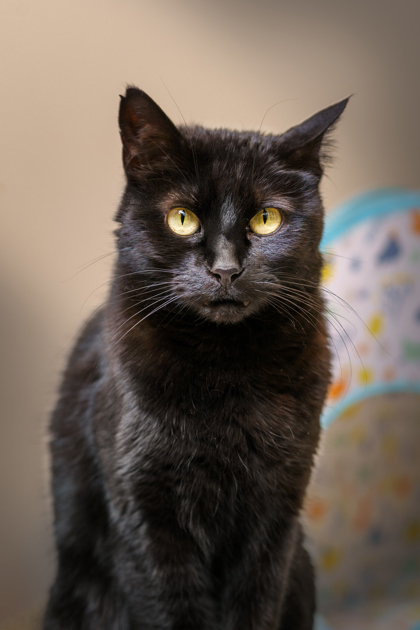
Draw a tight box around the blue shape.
[382,283,413,320]
[356,288,370,301]
[314,615,335,630]
[368,527,382,546]
[350,258,362,271]
[341,589,362,609]
[377,235,402,264]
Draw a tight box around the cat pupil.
[263,209,268,224]
[180,209,185,225]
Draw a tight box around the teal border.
[321,381,420,429]
[314,614,334,630]
[321,187,420,248]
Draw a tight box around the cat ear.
[119,87,184,176]
[278,97,350,177]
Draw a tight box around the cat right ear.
[278,97,350,178]
[119,87,184,176]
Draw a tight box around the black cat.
[44,87,348,629]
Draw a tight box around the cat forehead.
[183,126,276,160]
[177,127,286,197]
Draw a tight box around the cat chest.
[115,389,313,528]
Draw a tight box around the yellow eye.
[249,207,282,235]
[167,207,200,236]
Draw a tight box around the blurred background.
[0,0,419,623]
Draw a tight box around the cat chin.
[197,301,255,324]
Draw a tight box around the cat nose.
[209,235,243,288]
[211,266,243,288]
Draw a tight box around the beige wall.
[0,0,419,621]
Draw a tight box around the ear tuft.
[119,86,184,176]
[279,97,350,177]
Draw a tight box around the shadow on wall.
[0,271,55,623]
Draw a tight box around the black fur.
[44,88,348,629]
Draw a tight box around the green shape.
[403,557,417,575]
[357,466,371,481]
[402,339,420,362]
[410,249,420,263]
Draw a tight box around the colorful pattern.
[304,392,420,628]
[321,203,420,427]
[304,191,420,630]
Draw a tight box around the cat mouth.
[203,299,250,307]
[198,298,254,323]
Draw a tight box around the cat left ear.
[278,97,350,177]
[119,86,184,176]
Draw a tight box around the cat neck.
[105,291,324,374]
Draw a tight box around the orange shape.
[328,377,348,401]
[306,497,329,522]
[383,366,396,381]
[357,341,370,356]
[393,475,411,498]
[411,209,420,235]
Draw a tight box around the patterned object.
[321,190,420,428]
[305,189,420,630]
[306,393,420,629]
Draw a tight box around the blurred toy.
[304,188,420,630]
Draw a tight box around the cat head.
[114,87,348,325]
